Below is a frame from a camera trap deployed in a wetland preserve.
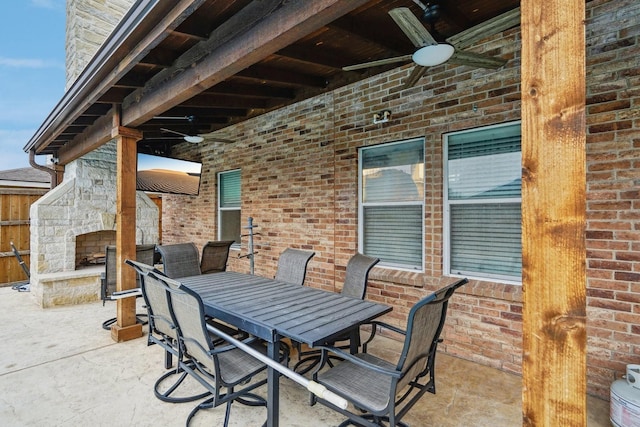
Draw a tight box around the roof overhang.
[24,0,520,165]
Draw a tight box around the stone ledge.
[31,266,103,308]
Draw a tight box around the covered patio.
[20,0,640,425]
[0,286,611,426]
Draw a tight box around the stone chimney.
[29,0,157,307]
[65,0,135,89]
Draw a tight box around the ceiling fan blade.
[446,7,520,49]
[448,50,507,69]
[389,7,437,48]
[404,65,428,88]
[160,127,203,143]
[343,54,413,71]
[154,115,193,121]
[160,127,188,137]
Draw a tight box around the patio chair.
[156,242,201,278]
[200,240,234,274]
[100,244,155,330]
[311,278,469,427]
[125,259,210,404]
[293,253,379,374]
[156,271,279,427]
[274,248,315,286]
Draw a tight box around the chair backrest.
[274,248,316,286]
[102,244,156,300]
[200,240,234,274]
[341,253,380,299]
[127,260,176,339]
[158,273,218,374]
[395,278,468,392]
[156,242,201,278]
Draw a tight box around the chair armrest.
[361,320,406,352]
[110,288,142,299]
[207,335,260,355]
[314,345,402,379]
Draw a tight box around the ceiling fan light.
[184,135,204,144]
[412,43,454,67]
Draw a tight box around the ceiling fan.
[155,115,233,144]
[343,2,520,88]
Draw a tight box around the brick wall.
[159,0,637,399]
[584,0,640,397]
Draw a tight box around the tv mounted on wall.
[136,153,202,196]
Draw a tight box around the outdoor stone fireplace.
[29,142,158,307]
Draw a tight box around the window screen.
[359,139,424,270]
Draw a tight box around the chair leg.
[164,349,173,370]
[337,414,409,427]
[101,313,148,330]
[223,392,233,427]
[185,389,267,426]
[293,353,322,375]
[154,367,210,403]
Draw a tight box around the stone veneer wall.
[29,142,158,307]
[65,0,134,89]
[161,0,640,399]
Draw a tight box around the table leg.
[349,328,359,354]
[266,340,279,427]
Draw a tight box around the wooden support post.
[521,0,586,425]
[111,126,143,342]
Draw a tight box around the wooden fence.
[0,189,48,286]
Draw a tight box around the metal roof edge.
[23,0,161,154]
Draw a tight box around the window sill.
[369,268,426,287]
[369,269,523,303]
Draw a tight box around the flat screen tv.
[136,153,202,196]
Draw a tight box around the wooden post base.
[110,322,143,342]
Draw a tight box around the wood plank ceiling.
[30,0,519,160]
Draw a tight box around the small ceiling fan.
[155,115,233,144]
[343,2,520,88]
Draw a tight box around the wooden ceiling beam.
[169,29,208,42]
[57,106,120,165]
[121,0,372,127]
[157,106,249,119]
[204,81,296,100]
[275,45,346,70]
[181,92,271,109]
[236,65,328,88]
[327,20,411,54]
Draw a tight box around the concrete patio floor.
[0,285,611,426]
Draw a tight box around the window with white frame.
[218,169,241,247]
[359,138,425,271]
[444,122,522,283]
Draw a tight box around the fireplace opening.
[75,230,116,268]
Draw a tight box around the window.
[359,139,425,271]
[218,169,241,247]
[444,122,522,283]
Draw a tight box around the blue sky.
[0,0,66,171]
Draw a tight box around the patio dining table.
[179,271,392,427]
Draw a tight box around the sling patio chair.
[293,253,380,374]
[159,241,244,338]
[156,242,201,278]
[126,259,209,404]
[156,271,285,427]
[274,248,315,286]
[310,278,468,427]
[200,240,235,274]
[100,243,155,330]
